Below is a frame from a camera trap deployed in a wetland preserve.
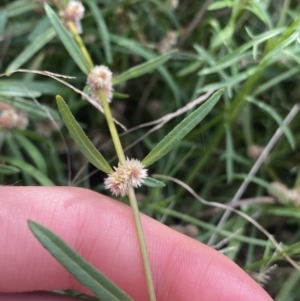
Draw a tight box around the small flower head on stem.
[60,0,85,34]
[87,65,113,102]
[104,158,148,196]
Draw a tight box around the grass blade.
[56,95,113,174]
[246,97,295,149]
[28,220,134,301]
[110,34,179,103]
[113,51,176,85]
[6,28,56,74]
[142,89,223,167]
[5,0,40,17]
[0,84,41,98]
[143,177,165,188]
[0,163,20,175]
[14,133,48,174]
[44,4,90,74]
[87,0,112,64]
[0,156,54,185]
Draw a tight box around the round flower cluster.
[60,1,85,34]
[87,65,113,102]
[157,31,178,54]
[104,158,148,197]
[0,102,28,130]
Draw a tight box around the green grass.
[1,0,300,299]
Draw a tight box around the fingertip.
[0,186,273,301]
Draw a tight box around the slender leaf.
[44,4,90,74]
[0,79,67,96]
[143,177,165,188]
[87,0,112,64]
[142,89,224,167]
[153,205,269,247]
[225,124,234,183]
[245,2,273,29]
[0,156,54,185]
[6,28,56,74]
[110,34,179,104]
[0,84,41,98]
[5,0,40,17]
[0,11,7,36]
[28,17,51,42]
[0,164,20,175]
[4,132,33,184]
[56,95,113,174]
[14,133,48,174]
[28,220,134,301]
[246,97,295,149]
[113,51,176,85]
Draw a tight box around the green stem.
[128,186,156,301]
[98,90,125,163]
[99,89,156,301]
[67,21,94,71]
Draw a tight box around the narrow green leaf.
[143,177,166,188]
[44,4,90,74]
[28,220,134,301]
[110,34,179,104]
[0,84,41,98]
[142,89,224,167]
[0,164,20,175]
[87,0,112,64]
[0,80,67,96]
[0,156,54,185]
[246,97,295,149]
[225,125,234,183]
[6,28,56,74]
[6,0,40,17]
[28,17,51,42]
[113,51,176,85]
[14,133,48,174]
[56,95,113,174]
[0,12,7,36]
[4,132,33,184]
[245,2,273,29]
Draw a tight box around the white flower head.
[0,102,28,130]
[104,158,148,197]
[157,31,178,54]
[60,1,85,33]
[169,0,179,9]
[87,65,113,102]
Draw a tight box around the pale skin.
[0,187,274,301]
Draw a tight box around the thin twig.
[197,197,275,218]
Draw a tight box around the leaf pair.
[56,90,223,186]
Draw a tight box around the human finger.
[0,187,273,301]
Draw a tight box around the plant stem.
[99,90,156,301]
[128,186,156,301]
[67,21,94,71]
[98,90,125,163]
